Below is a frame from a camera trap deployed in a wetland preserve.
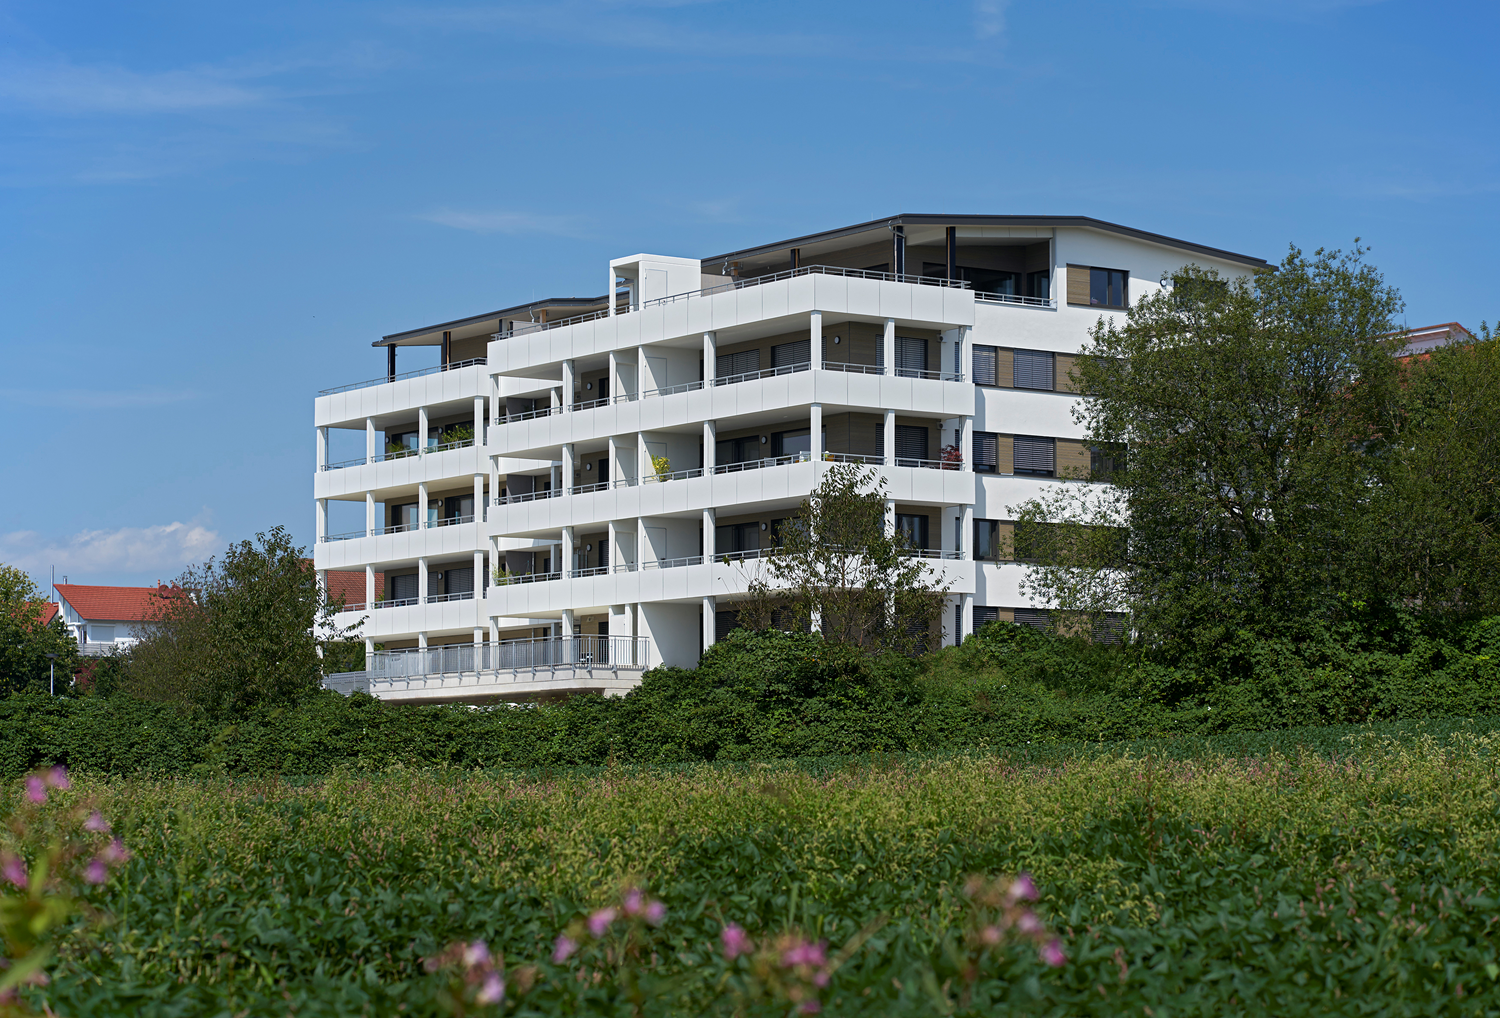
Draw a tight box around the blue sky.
[1,0,1494,590]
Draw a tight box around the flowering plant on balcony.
[940,443,963,466]
[441,424,475,446]
[650,454,671,480]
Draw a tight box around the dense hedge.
[4,616,1499,777]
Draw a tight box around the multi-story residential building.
[314,215,1267,703]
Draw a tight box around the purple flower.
[1039,939,1066,968]
[552,935,578,963]
[587,908,617,938]
[83,858,108,885]
[720,924,752,960]
[46,767,69,791]
[1008,873,1038,903]
[1016,910,1043,935]
[475,972,505,1004]
[2,857,25,888]
[979,924,1003,945]
[24,777,45,804]
[83,811,110,833]
[622,888,644,916]
[644,899,666,925]
[812,971,830,988]
[799,1001,821,1014]
[782,940,827,969]
[463,940,490,969]
[101,839,131,865]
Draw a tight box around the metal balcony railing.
[823,452,885,465]
[896,457,964,470]
[641,264,970,309]
[429,514,475,528]
[318,357,487,397]
[713,452,811,474]
[373,596,419,608]
[713,361,810,386]
[895,367,965,381]
[571,481,609,495]
[495,488,559,505]
[643,380,704,398]
[974,291,1056,308]
[643,467,704,483]
[641,555,704,570]
[821,361,885,375]
[569,566,609,578]
[321,456,368,471]
[492,570,562,586]
[320,529,367,543]
[497,405,563,424]
[360,635,652,680]
[425,591,475,604]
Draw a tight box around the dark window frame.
[1088,267,1129,309]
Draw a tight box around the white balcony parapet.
[318,357,487,397]
[642,263,969,309]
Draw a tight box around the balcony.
[319,511,484,544]
[318,357,488,398]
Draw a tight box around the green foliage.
[651,453,671,478]
[0,564,78,697]
[124,526,359,716]
[27,730,1500,1016]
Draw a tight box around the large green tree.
[0,564,79,694]
[126,526,359,715]
[1060,244,1405,654]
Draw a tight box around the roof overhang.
[375,296,612,347]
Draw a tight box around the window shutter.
[772,339,810,367]
[895,424,929,462]
[897,336,927,373]
[716,349,760,378]
[715,608,741,641]
[445,567,474,594]
[1066,265,1091,306]
[1013,435,1055,474]
[974,606,1000,627]
[1054,352,1080,393]
[1013,350,1055,390]
[1014,607,1050,630]
[973,431,998,471]
[392,574,418,601]
[972,345,998,386]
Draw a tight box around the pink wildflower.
[720,924,752,960]
[782,940,827,968]
[979,924,1003,945]
[552,935,578,963]
[813,970,830,988]
[622,888,644,916]
[24,777,44,804]
[587,907,617,938]
[1008,873,1038,903]
[644,899,666,925]
[799,1001,821,1014]
[83,858,108,885]
[46,767,69,791]
[475,972,505,1004]
[1039,939,1066,967]
[101,839,130,865]
[1016,910,1043,935]
[83,811,110,833]
[463,940,490,968]
[1,857,25,888]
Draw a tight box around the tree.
[126,526,360,714]
[1026,244,1405,654]
[0,564,79,694]
[740,465,950,655]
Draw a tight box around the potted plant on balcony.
[940,443,963,469]
[651,454,671,481]
[441,423,475,448]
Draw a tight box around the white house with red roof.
[52,584,184,656]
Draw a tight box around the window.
[716,348,760,378]
[973,432,999,473]
[89,625,115,643]
[973,520,1006,561]
[391,502,419,531]
[974,606,1001,628]
[972,345,998,387]
[772,428,810,458]
[895,425,929,463]
[770,517,804,546]
[1012,349,1055,390]
[1013,435,1056,476]
[444,494,474,521]
[1090,442,1128,481]
[716,522,760,554]
[1027,270,1050,300]
[1014,607,1051,630]
[895,514,929,550]
[391,574,418,601]
[896,337,928,377]
[1089,268,1128,308]
[445,567,474,595]
[772,339,809,368]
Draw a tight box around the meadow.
[24,717,1500,1016]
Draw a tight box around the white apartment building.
[313,215,1266,704]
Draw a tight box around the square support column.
[562,527,575,576]
[961,417,974,472]
[606,520,619,572]
[562,359,576,408]
[883,318,896,374]
[418,406,429,452]
[959,325,972,383]
[884,410,896,465]
[638,431,650,481]
[703,332,716,384]
[637,515,652,567]
[366,492,376,536]
[316,427,328,471]
[418,482,429,526]
[810,311,823,369]
[562,444,575,495]
[637,345,648,395]
[473,474,484,522]
[703,421,716,473]
[810,403,823,460]
[703,508,715,560]
[474,396,485,443]
[608,435,620,486]
[365,564,375,610]
[418,558,429,604]
[961,593,974,646]
[608,350,620,402]
[366,418,376,461]
[316,499,327,542]
[961,505,974,560]
[702,596,715,651]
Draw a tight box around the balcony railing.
[644,467,703,483]
[338,636,652,686]
[425,591,475,604]
[495,488,559,505]
[821,361,885,375]
[713,361,810,386]
[497,405,563,424]
[493,309,614,340]
[373,596,419,608]
[321,529,366,543]
[643,380,704,398]
[823,452,885,465]
[569,566,609,578]
[895,368,965,382]
[429,513,476,528]
[318,357,487,397]
[903,549,965,559]
[641,555,704,570]
[974,291,1056,309]
[713,452,812,474]
[321,456,368,471]
[571,481,609,495]
[896,457,964,470]
[493,570,562,586]
[642,263,971,309]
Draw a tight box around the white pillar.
[703,508,715,561]
[366,491,376,536]
[637,515,652,567]
[607,435,620,486]
[702,596,715,650]
[418,482,429,526]
[961,593,974,645]
[962,416,974,472]
[884,498,896,536]
[883,318,896,375]
[365,564,375,609]
[562,608,576,661]
[366,418,376,461]
[608,268,617,316]
[316,427,328,471]
[562,526,575,575]
[489,457,500,513]
[884,409,896,465]
[315,499,327,541]
[474,549,485,621]
[473,474,484,521]
[418,406,429,452]
[474,396,485,441]
[703,332,716,384]
[562,359,576,408]
[637,345,649,396]
[365,636,375,658]
[703,420,716,472]
[607,520,619,572]
[551,386,561,411]
[608,350,620,402]
[959,325,972,383]
[418,630,428,649]
[638,431,650,481]
[418,558,429,604]
[562,444,575,495]
[810,403,823,461]
[810,311,823,369]
[961,505,974,559]
[474,626,484,649]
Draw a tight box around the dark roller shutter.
[392,574,418,601]
[1013,349,1055,390]
[972,345,998,386]
[1013,607,1050,630]
[1013,435,1055,474]
[973,432,998,472]
[897,337,927,375]
[715,609,741,641]
[445,567,474,595]
[974,606,1000,627]
[716,349,760,378]
[772,339,810,367]
[896,425,929,462]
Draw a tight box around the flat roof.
[701,214,1270,270]
[376,296,611,347]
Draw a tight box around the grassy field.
[27,717,1500,1016]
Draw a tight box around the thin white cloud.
[1150,0,1392,15]
[975,0,1008,40]
[1,519,222,579]
[0,60,264,115]
[416,208,594,237]
[0,387,201,409]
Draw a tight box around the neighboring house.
[1395,322,1473,360]
[312,213,1269,704]
[53,584,183,656]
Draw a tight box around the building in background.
[313,215,1267,704]
[53,584,182,656]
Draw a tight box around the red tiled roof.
[54,584,184,622]
[38,603,58,626]
[327,570,382,607]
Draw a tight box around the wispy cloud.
[415,208,595,236]
[0,387,201,409]
[1,519,222,579]
[1149,0,1392,16]
[974,0,1008,40]
[0,59,264,115]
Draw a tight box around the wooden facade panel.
[1056,438,1091,479]
[996,348,1014,388]
[997,433,1014,474]
[1054,352,1081,393]
[1066,265,1091,306]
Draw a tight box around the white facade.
[313,217,1265,703]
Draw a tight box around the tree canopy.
[0,564,78,695]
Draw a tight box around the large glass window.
[895,514,929,550]
[1027,270,1050,300]
[772,428,810,458]
[1089,268,1128,308]
[973,519,1005,561]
